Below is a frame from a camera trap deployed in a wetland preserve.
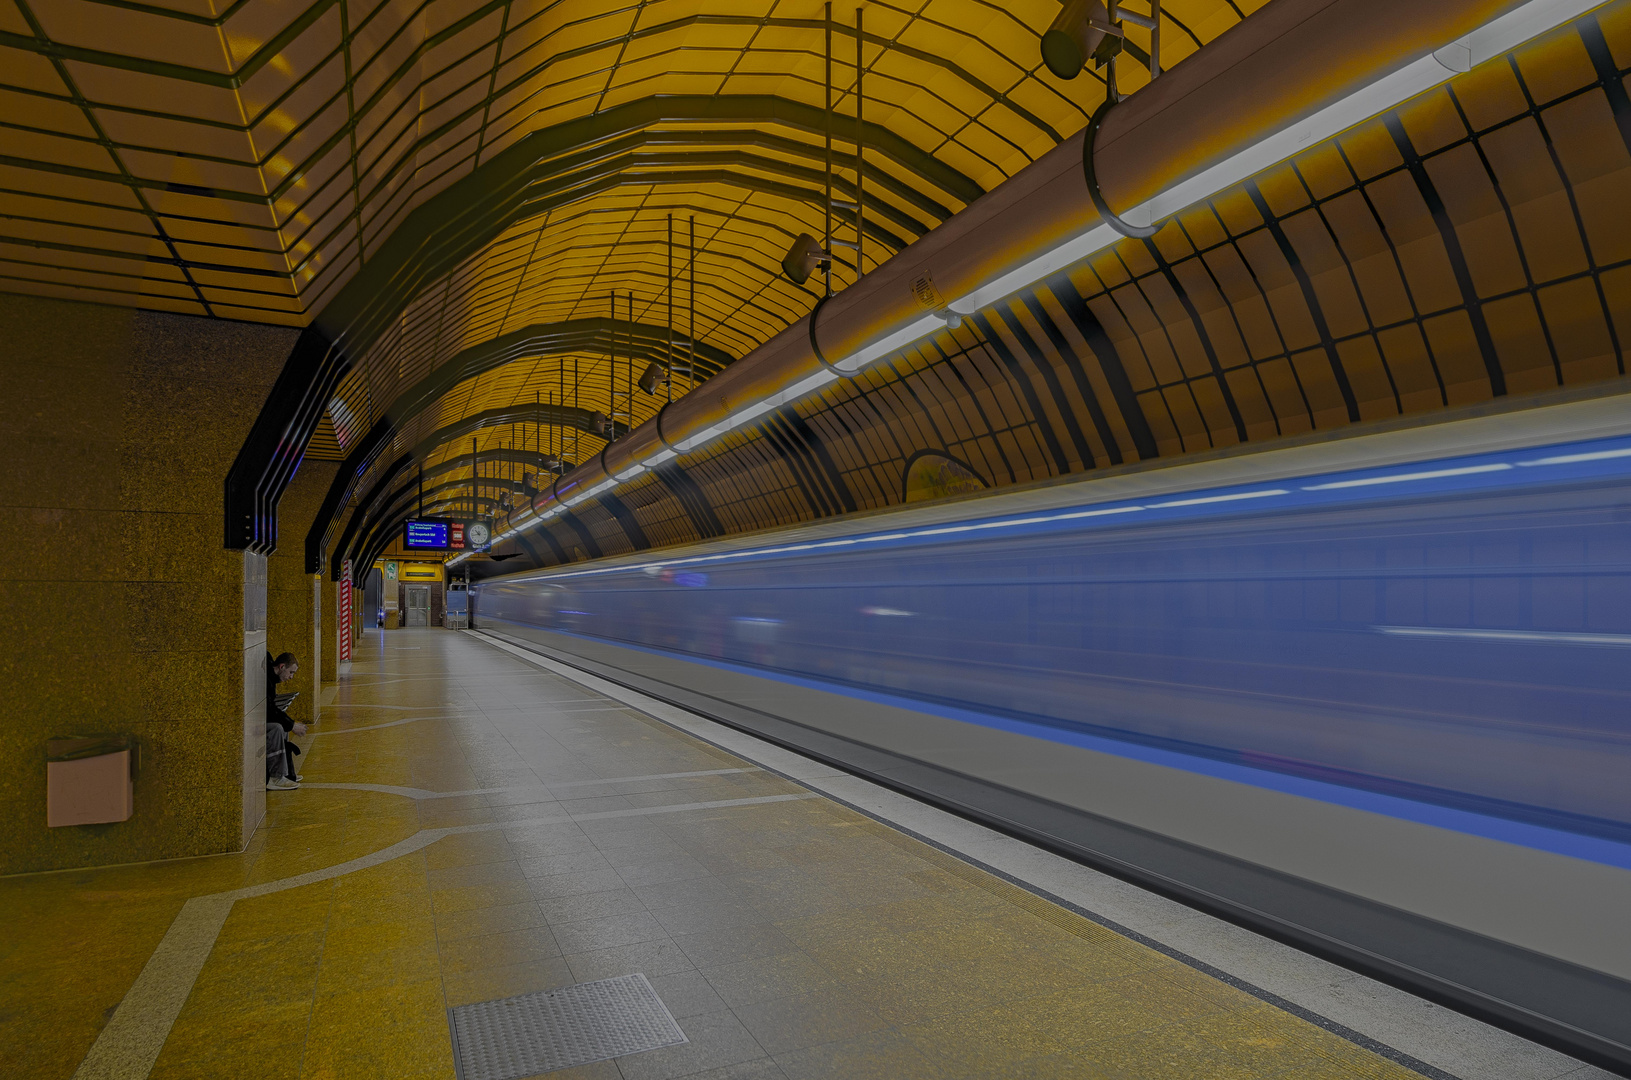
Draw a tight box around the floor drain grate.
[448,973,686,1080]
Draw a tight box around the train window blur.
[477,434,1631,857]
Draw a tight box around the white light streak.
[1150,489,1289,507]
[1376,626,1631,647]
[1054,505,1147,521]
[1302,464,1510,490]
[1517,447,1631,467]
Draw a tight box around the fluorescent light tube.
[522,0,1588,525]
[835,314,948,369]
[951,0,1587,318]
[950,226,1117,314]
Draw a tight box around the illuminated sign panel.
[403,519,450,549]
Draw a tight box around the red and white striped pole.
[339,559,353,664]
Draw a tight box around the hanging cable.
[824,2,833,299]
[856,5,864,285]
[690,215,697,397]
[667,214,674,404]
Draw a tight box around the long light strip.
[951,0,1596,315]
[502,431,1631,584]
[451,0,1591,567]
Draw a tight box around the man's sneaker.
[266,776,299,790]
[292,774,303,782]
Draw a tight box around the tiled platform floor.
[3,629,1497,1079]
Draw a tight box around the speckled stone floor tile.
[4,629,1436,1080]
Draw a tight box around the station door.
[404,585,430,627]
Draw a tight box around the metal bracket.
[1082,96,1158,240]
[653,401,680,455]
[807,292,845,373]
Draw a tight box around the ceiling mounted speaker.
[590,411,612,437]
[781,232,830,285]
[638,362,667,395]
[1041,0,1116,80]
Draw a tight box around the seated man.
[266,651,307,790]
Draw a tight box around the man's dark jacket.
[266,652,294,732]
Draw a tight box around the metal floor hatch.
[448,973,687,1080]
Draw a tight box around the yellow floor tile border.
[459,633,1452,1080]
[15,627,1457,1080]
[846,817,1433,1077]
[68,789,819,1080]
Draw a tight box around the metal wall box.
[47,737,136,827]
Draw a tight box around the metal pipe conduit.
[519,0,1518,530]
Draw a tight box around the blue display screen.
[403,519,450,549]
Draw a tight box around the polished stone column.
[1,294,294,874]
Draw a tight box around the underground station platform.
[8,0,1631,1075]
[4,628,1620,1080]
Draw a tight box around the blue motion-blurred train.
[474,392,1631,1068]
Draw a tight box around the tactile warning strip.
[447,973,687,1080]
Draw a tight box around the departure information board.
[403,519,450,549]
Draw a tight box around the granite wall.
[267,459,338,726]
[0,293,296,875]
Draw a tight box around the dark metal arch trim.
[304,320,689,572]
[807,292,842,372]
[1082,98,1158,241]
[228,94,980,558]
[898,448,991,504]
[654,401,679,452]
[331,404,627,576]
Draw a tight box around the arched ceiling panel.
[1,0,1265,479]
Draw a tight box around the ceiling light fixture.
[466,0,1591,563]
[950,0,1593,315]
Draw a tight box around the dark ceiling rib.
[357,494,517,575]
[2,8,1061,181]
[229,95,977,556]
[568,129,957,221]
[328,452,414,579]
[227,332,348,551]
[317,95,977,349]
[514,164,914,250]
[338,403,632,577]
[368,475,532,548]
[351,486,509,582]
[414,449,578,488]
[350,452,586,566]
[303,317,730,572]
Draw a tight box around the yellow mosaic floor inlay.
[2,629,1430,1080]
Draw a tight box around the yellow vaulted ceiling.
[1,0,1264,471]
